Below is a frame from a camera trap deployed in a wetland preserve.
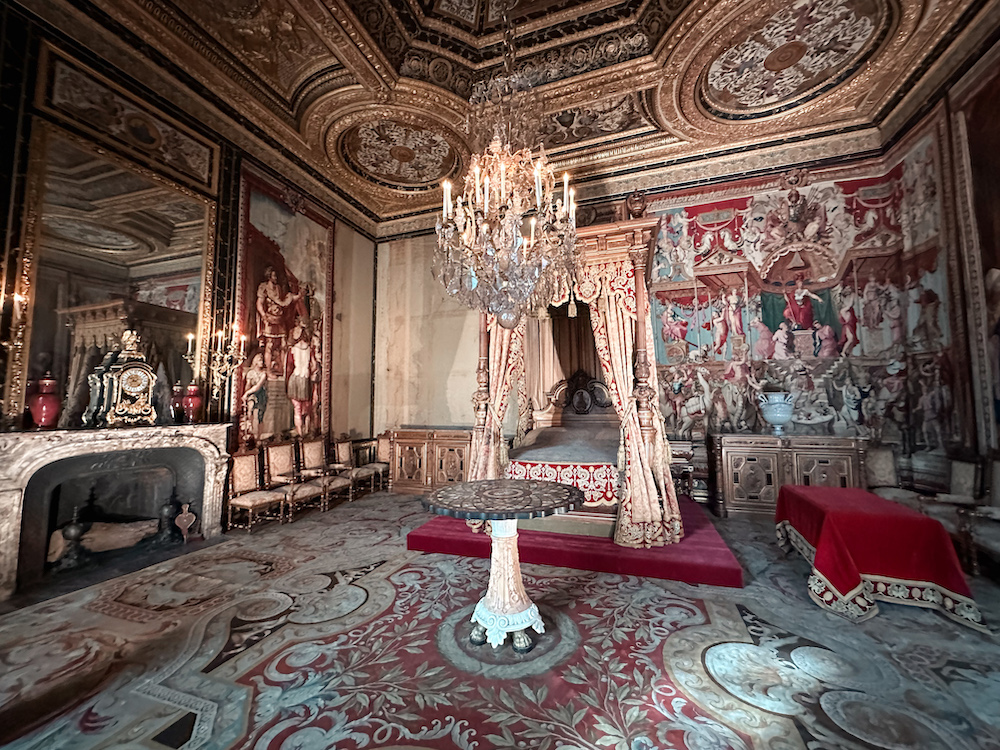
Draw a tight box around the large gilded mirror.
[9,124,214,428]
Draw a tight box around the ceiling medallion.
[339,119,460,191]
[700,0,892,120]
[433,2,579,330]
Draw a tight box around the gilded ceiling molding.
[698,0,894,120]
[540,57,665,114]
[21,0,379,233]
[878,0,1000,145]
[301,86,386,148]
[653,0,931,141]
[85,0,309,135]
[312,0,398,92]
[31,0,998,227]
[398,0,638,44]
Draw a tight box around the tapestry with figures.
[645,115,965,467]
[234,167,335,445]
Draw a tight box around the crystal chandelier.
[433,5,578,330]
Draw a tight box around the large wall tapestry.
[235,169,334,445]
[648,126,961,456]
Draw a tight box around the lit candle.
[240,334,247,357]
[563,173,569,213]
[186,332,194,355]
[216,330,224,352]
[534,164,542,210]
[484,175,490,215]
[500,162,506,204]
[443,180,451,219]
[530,217,536,248]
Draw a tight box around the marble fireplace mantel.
[0,423,230,600]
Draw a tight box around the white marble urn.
[758,392,795,436]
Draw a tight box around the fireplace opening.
[17,447,206,591]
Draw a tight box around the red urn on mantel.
[170,382,185,424]
[28,371,62,429]
[182,383,203,424]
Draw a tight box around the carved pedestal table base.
[471,519,544,650]
[423,479,582,653]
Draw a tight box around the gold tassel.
[617,427,627,473]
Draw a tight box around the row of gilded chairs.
[227,435,390,532]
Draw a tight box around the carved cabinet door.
[793,452,854,489]
[392,439,427,492]
[434,443,467,486]
[726,450,782,514]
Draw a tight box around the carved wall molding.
[951,111,996,452]
[0,423,230,600]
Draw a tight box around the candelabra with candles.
[208,324,247,402]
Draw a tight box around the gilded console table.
[710,434,867,516]
[423,479,582,652]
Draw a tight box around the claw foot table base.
[470,519,545,651]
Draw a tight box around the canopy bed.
[467,215,683,548]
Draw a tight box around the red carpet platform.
[407,499,744,588]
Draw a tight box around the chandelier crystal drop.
[433,5,578,330]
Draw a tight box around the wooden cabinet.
[710,434,866,516]
[389,429,473,494]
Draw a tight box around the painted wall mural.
[235,170,334,446]
[648,130,958,455]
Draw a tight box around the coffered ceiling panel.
[78,0,991,226]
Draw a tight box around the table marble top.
[424,479,583,520]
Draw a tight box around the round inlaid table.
[424,479,582,653]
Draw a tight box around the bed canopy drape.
[467,216,682,548]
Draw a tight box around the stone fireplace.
[0,424,229,600]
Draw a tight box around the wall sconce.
[1,293,27,352]
[208,323,246,402]
[182,332,196,369]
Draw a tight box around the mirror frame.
[3,119,217,425]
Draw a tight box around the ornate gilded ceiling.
[72,0,992,231]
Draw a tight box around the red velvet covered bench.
[775,485,987,632]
